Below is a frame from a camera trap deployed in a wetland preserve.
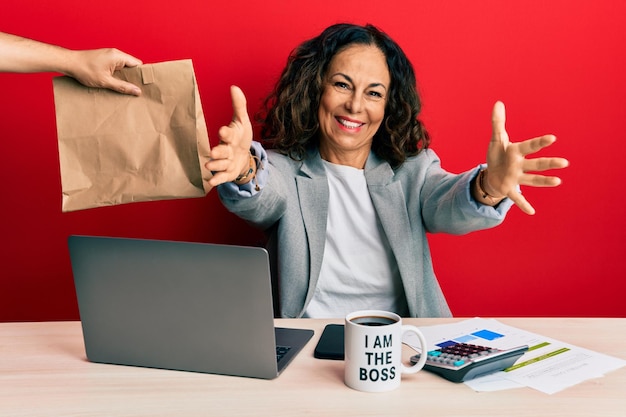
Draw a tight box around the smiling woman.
[205,23,568,319]
[317,44,390,168]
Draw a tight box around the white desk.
[0,318,624,416]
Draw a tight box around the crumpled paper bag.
[53,59,212,212]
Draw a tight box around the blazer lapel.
[365,154,420,315]
[296,152,329,304]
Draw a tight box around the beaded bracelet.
[477,169,504,204]
[235,154,255,182]
[234,152,262,191]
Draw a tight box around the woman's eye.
[368,91,384,99]
[334,81,350,89]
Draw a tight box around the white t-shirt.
[303,160,408,318]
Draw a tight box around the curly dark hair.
[259,23,430,167]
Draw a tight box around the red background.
[1,0,624,321]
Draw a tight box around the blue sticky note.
[471,329,504,341]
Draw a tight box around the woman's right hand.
[206,86,254,187]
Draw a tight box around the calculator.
[410,342,528,383]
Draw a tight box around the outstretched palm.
[485,101,569,215]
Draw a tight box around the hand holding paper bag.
[53,59,212,212]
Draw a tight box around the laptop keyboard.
[276,345,292,362]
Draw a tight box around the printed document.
[403,318,626,394]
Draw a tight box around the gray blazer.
[218,144,513,318]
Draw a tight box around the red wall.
[1,0,624,321]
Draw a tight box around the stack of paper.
[403,318,626,394]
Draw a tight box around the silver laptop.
[68,235,314,379]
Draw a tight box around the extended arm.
[0,32,142,95]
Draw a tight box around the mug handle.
[400,324,427,374]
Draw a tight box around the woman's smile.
[336,115,365,131]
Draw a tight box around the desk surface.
[1,318,624,417]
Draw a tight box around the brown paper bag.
[53,59,212,212]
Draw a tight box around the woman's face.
[317,44,390,167]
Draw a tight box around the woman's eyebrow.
[331,72,388,91]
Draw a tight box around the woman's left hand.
[483,101,569,215]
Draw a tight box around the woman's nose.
[345,92,363,114]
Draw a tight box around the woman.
[205,23,568,318]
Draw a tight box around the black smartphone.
[313,324,345,360]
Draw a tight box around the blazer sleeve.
[418,150,514,234]
[217,141,289,230]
